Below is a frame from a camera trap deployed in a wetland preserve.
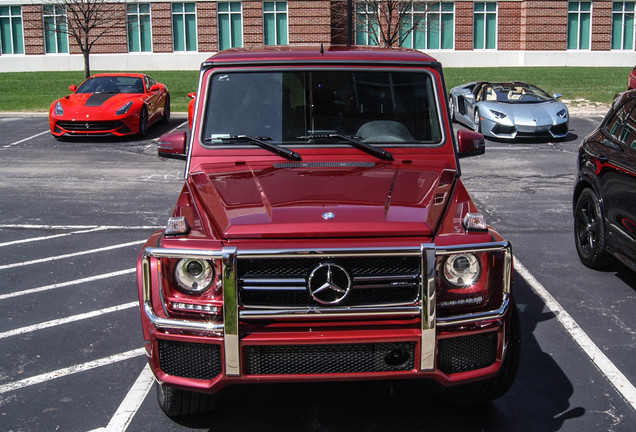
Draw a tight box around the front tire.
[156,383,218,417]
[473,108,481,133]
[574,188,612,269]
[138,106,149,137]
[433,301,521,405]
[162,95,171,123]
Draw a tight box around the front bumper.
[139,242,512,391]
[483,117,569,140]
[49,114,138,137]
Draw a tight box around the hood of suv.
[189,160,456,239]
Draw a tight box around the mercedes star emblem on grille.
[307,263,351,305]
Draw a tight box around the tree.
[343,0,440,48]
[43,0,126,78]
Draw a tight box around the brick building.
[1,1,635,72]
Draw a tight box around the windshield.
[76,76,145,94]
[483,83,554,104]
[201,69,442,146]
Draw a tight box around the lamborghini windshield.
[201,69,442,146]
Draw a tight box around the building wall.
[1,0,635,71]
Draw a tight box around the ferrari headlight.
[116,101,133,116]
[174,259,214,294]
[490,109,507,120]
[54,101,64,116]
[443,254,481,288]
[557,108,568,119]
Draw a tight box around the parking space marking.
[2,130,49,148]
[0,240,146,270]
[0,301,137,339]
[516,258,636,411]
[0,347,145,394]
[0,224,161,230]
[0,268,135,300]
[92,364,155,432]
[0,227,106,247]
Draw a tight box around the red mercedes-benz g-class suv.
[137,46,519,417]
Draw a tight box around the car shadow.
[168,272,584,432]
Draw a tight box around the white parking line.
[0,227,106,248]
[0,268,135,300]
[0,301,137,339]
[2,130,49,148]
[0,347,145,394]
[0,240,146,270]
[515,258,636,411]
[0,224,161,230]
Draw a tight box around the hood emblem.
[307,263,351,305]
[322,212,335,220]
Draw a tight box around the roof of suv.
[203,45,439,68]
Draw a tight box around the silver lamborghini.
[448,81,569,140]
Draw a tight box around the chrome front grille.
[237,255,421,308]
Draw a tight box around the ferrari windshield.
[76,76,145,94]
[484,83,555,104]
[201,69,442,146]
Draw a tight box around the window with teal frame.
[400,2,454,50]
[567,1,591,50]
[127,4,152,52]
[612,2,635,50]
[264,2,287,45]
[473,2,496,49]
[172,3,197,52]
[218,2,242,50]
[355,3,378,46]
[43,5,68,54]
[0,5,23,54]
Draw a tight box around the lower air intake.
[245,342,415,375]
[158,340,222,380]
[437,332,498,374]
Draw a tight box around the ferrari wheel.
[448,96,455,122]
[162,95,171,123]
[473,108,481,133]
[574,188,612,269]
[138,106,149,137]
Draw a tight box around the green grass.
[0,67,631,112]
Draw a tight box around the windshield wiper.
[297,134,393,161]
[205,135,301,161]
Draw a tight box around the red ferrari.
[628,65,636,90]
[49,73,170,139]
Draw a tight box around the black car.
[573,90,636,271]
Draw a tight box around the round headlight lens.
[443,253,481,287]
[174,259,214,293]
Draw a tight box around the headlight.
[174,259,214,293]
[490,109,507,120]
[54,101,64,116]
[443,254,481,287]
[557,108,568,119]
[116,101,133,116]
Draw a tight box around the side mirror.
[553,93,562,99]
[69,85,77,92]
[150,84,161,92]
[157,131,187,160]
[457,129,485,158]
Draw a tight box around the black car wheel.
[156,383,218,417]
[138,106,149,137]
[162,95,171,123]
[574,188,612,269]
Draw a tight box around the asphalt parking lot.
[0,113,634,431]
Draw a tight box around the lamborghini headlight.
[490,109,507,120]
[557,108,568,119]
[174,259,215,294]
[443,253,481,288]
[54,101,64,116]
[116,101,133,116]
